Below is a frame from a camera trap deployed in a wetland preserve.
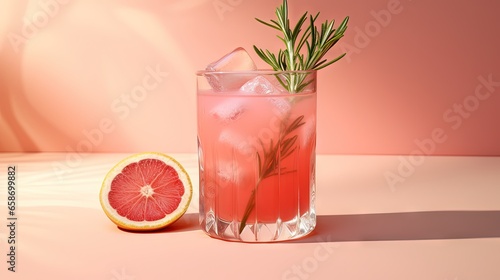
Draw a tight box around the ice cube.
[210,100,245,124]
[216,161,238,185]
[205,47,257,91]
[240,76,277,95]
[206,47,256,72]
[218,130,254,157]
[269,97,291,118]
[240,76,291,117]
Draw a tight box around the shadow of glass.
[291,210,500,243]
[166,212,200,232]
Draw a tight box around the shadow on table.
[292,210,500,243]
[118,213,200,234]
[165,212,200,232]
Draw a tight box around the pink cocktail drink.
[197,71,317,242]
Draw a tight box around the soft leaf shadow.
[292,211,500,243]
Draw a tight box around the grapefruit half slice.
[99,152,192,231]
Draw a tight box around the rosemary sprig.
[253,0,349,93]
[239,115,305,234]
[237,0,349,237]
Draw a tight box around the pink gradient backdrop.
[0,0,499,155]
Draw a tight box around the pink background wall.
[1,0,499,155]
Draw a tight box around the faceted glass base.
[200,210,316,242]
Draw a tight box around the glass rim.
[196,69,317,76]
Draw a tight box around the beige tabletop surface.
[0,153,499,280]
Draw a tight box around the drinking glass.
[196,70,317,242]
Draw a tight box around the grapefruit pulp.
[99,152,192,231]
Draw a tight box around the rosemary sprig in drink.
[253,0,349,93]
[239,115,305,234]
[238,0,348,235]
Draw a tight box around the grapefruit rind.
[99,152,193,231]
